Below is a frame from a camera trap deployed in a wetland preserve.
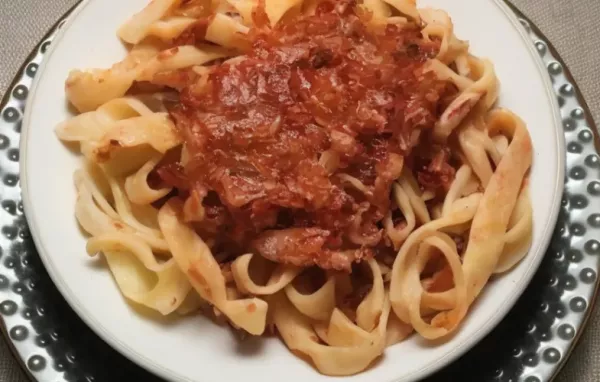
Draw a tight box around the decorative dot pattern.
[588,214,600,227]
[0,4,597,382]
[9,326,28,341]
[12,85,28,101]
[40,41,51,54]
[569,166,587,180]
[543,348,561,364]
[579,129,593,143]
[584,239,600,255]
[567,142,582,154]
[0,301,17,316]
[523,354,539,367]
[524,377,541,382]
[570,195,588,209]
[570,297,587,313]
[535,41,546,55]
[563,118,576,131]
[571,108,584,119]
[548,61,562,74]
[25,64,38,78]
[560,84,574,96]
[585,154,600,168]
[557,324,575,340]
[566,249,583,263]
[580,268,596,284]
[570,223,586,236]
[27,355,46,372]
[3,108,20,123]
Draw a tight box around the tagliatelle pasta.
[56,0,533,376]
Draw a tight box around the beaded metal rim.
[0,2,595,382]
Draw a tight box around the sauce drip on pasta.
[155,0,458,270]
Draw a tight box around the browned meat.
[251,228,371,271]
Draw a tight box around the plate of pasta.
[20,0,564,381]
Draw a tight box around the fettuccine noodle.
[56,0,533,376]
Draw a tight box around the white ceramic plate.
[20,0,565,381]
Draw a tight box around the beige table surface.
[1,0,599,381]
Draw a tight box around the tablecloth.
[1,0,599,381]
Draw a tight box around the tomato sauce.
[156,0,458,270]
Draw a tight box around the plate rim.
[17,0,566,381]
[503,2,600,380]
[0,3,83,382]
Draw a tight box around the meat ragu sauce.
[154,1,459,271]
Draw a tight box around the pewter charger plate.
[0,2,594,381]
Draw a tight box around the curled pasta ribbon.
[105,175,167,243]
[360,0,392,22]
[438,165,479,235]
[426,59,473,91]
[120,0,250,48]
[390,193,482,326]
[231,253,301,295]
[158,199,268,335]
[206,13,250,50]
[385,183,414,248]
[66,68,136,114]
[182,187,207,222]
[56,97,181,173]
[74,165,187,314]
[309,258,386,341]
[408,110,533,327]
[264,0,303,26]
[232,0,364,26]
[314,308,372,347]
[458,107,508,187]
[176,290,206,315]
[285,275,336,321]
[66,44,231,113]
[86,233,192,315]
[385,170,431,248]
[118,0,183,44]
[75,170,128,235]
[74,165,169,252]
[65,43,160,113]
[337,174,372,198]
[408,233,467,339]
[226,0,255,25]
[420,8,468,64]
[385,312,413,346]
[460,109,532,302]
[381,0,420,22]
[137,45,231,81]
[87,232,167,271]
[356,259,386,331]
[89,112,178,162]
[148,16,197,41]
[458,123,503,187]
[125,155,172,205]
[441,164,473,217]
[57,97,155,143]
[470,57,500,111]
[398,170,431,224]
[495,184,533,273]
[272,291,391,376]
[434,58,497,140]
